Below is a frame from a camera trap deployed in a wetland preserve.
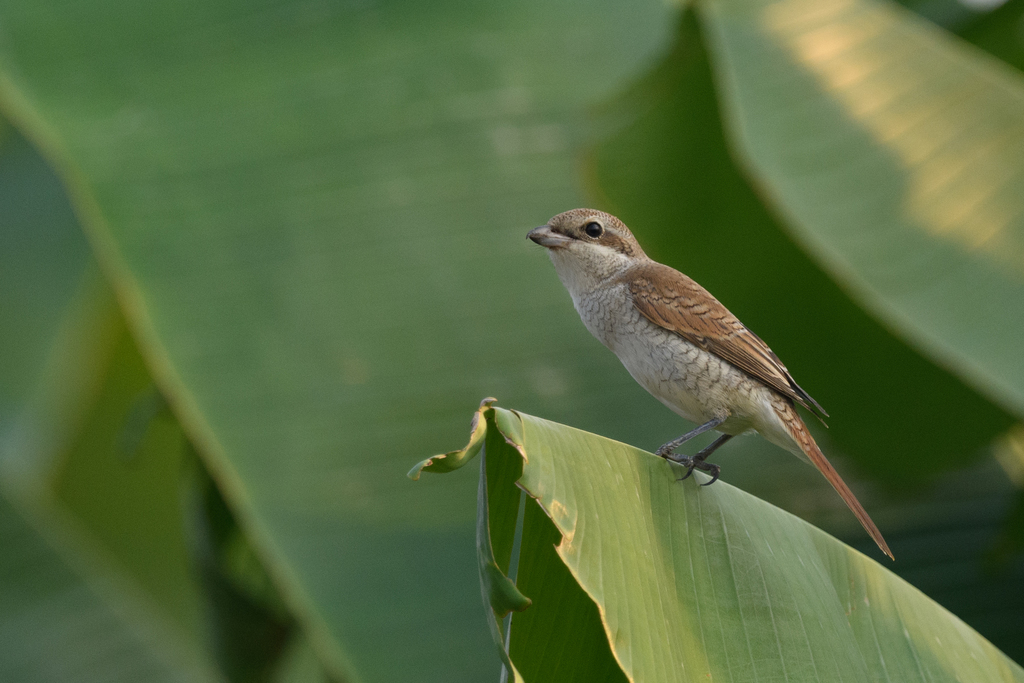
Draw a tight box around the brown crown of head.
[545,209,646,257]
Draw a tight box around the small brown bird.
[529,208,892,560]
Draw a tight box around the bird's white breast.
[562,272,777,440]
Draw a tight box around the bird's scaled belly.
[576,286,761,431]
[614,328,772,438]
[613,329,723,425]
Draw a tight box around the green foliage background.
[1,0,1023,681]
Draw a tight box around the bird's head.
[528,208,647,294]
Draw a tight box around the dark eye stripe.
[604,234,639,256]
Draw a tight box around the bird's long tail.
[773,398,893,560]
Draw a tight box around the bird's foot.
[668,454,721,486]
[658,429,731,486]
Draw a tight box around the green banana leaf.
[414,401,1024,682]
[0,491,216,683]
[698,0,1024,417]
[3,0,1024,679]
[0,126,218,682]
[0,1,679,680]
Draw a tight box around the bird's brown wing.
[626,262,827,418]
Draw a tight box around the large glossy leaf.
[0,1,678,680]
[416,403,1024,682]
[698,0,1024,417]
[0,124,217,682]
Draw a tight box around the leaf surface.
[700,0,1024,416]
[423,403,1024,682]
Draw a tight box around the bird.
[528,208,892,560]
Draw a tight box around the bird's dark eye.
[584,221,603,238]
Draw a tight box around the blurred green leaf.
[271,635,336,683]
[4,0,1024,679]
[52,323,205,637]
[0,120,217,682]
[0,1,681,679]
[699,0,1024,418]
[422,404,1024,682]
[183,459,298,683]
[957,0,1024,71]
[0,127,92,434]
[0,492,214,682]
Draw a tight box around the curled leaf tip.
[408,398,499,479]
[407,456,442,480]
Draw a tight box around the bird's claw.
[700,464,721,486]
[669,455,721,486]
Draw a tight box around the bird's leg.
[671,434,733,486]
[656,417,725,457]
